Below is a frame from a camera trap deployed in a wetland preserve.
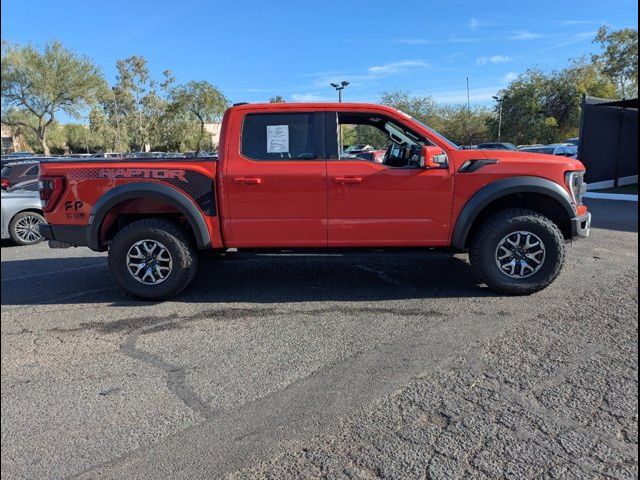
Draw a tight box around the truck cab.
[39,102,590,299]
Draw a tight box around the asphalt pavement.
[1,199,637,479]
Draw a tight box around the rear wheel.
[108,218,198,299]
[9,211,45,245]
[469,209,566,295]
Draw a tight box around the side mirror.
[421,146,448,169]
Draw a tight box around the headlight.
[565,171,586,205]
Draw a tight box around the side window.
[332,112,428,168]
[241,113,317,160]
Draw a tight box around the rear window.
[24,165,39,176]
[241,113,316,160]
[1,166,10,177]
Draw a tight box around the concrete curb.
[584,192,639,202]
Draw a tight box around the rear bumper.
[571,212,592,239]
[39,224,91,248]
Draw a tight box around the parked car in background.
[1,151,35,160]
[517,144,544,149]
[354,149,387,163]
[519,144,577,158]
[565,137,579,146]
[1,158,68,190]
[1,180,46,245]
[344,144,374,154]
[91,152,125,159]
[476,142,519,151]
[2,161,40,190]
[131,152,173,159]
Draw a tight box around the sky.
[2,0,638,121]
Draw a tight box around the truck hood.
[456,149,586,172]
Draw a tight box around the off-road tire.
[9,211,46,245]
[469,208,566,295]
[108,218,199,300]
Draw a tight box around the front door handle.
[334,177,362,185]
[234,177,262,185]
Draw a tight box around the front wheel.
[108,218,199,300]
[469,209,566,295]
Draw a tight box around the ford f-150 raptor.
[38,102,591,299]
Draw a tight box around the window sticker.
[266,125,289,153]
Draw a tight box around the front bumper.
[39,224,91,248]
[571,211,592,239]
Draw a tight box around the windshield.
[408,117,460,150]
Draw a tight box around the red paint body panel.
[221,106,328,247]
[39,161,224,248]
[39,102,588,252]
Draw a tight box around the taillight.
[39,176,65,212]
[1,178,9,190]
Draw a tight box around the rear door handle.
[234,177,262,185]
[334,177,362,185]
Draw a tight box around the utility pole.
[492,95,504,141]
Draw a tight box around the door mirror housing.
[421,146,448,169]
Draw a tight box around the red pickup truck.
[38,102,591,299]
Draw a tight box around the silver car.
[519,144,578,158]
[1,180,46,245]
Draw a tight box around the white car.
[1,180,46,245]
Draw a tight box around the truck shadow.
[1,251,497,306]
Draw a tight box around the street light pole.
[493,95,503,142]
[330,81,350,153]
[330,81,350,102]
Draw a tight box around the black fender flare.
[88,182,211,251]
[451,176,575,250]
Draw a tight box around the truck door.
[325,110,454,247]
[224,111,328,247]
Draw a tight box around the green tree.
[592,26,638,98]
[1,41,105,155]
[269,95,286,103]
[113,56,173,151]
[379,90,443,130]
[170,81,228,154]
[439,105,492,146]
[351,124,388,149]
[490,62,618,144]
[488,69,553,145]
[62,123,102,153]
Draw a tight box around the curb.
[584,193,639,202]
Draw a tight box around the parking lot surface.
[1,199,638,479]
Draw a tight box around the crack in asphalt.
[120,320,217,422]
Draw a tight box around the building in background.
[204,122,222,148]
[1,124,30,154]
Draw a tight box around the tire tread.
[469,208,566,295]
[108,218,198,299]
